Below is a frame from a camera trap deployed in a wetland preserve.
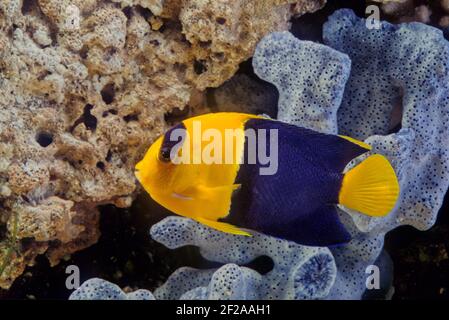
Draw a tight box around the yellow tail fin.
[339,154,400,217]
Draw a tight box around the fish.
[135,112,400,246]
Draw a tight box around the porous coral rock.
[70,216,337,300]
[253,32,351,134]
[291,0,326,16]
[70,277,155,300]
[11,197,83,243]
[0,0,325,289]
[151,217,336,300]
[375,0,433,24]
[112,1,163,16]
[324,9,449,233]
[179,0,324,90]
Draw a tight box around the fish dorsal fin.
[193,217,251,236]
[339,154,400,217]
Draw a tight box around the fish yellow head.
[135,129,183,196]
[135,137,165,193]
[134,122,200,217]
[134,113,252,222]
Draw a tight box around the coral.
[324,9,449,233]
[71,216,337,300]
[252,32,351,134]
[375,0,433,24]
[374,0,449,28]
[0,0,326,288]
[70,277,155,300]
[151,217,336,300]
[72,9,449,300]
[291,0,326,17]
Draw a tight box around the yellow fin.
[339,154,399,217]
[173,184,240,202]
[338,135,372,150]
[194,217,252,236]
[193,184,241,200]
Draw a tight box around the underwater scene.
[1,0,449,302]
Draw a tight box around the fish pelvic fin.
[194,217,252,236]
[339,154,400,217]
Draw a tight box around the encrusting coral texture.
[374,0,432,24]
[373,0,449,27]
[323,9,449,298]
[151,217,336,300]
[72,216,337,300]
[0,0,326,289]
[69,277,155,300]
[71,9,449,300]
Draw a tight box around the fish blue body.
[225,118,368,246]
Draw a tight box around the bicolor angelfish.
[135,112,400,246]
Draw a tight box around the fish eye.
[159,147,171,163]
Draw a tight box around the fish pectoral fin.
[196,184,241,199]
[194,217,251,236]
[175,184,241,221]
